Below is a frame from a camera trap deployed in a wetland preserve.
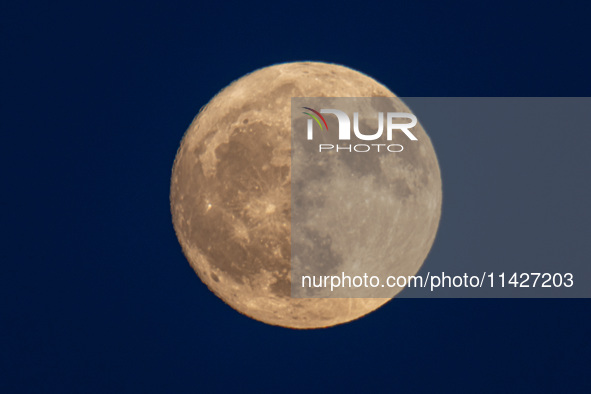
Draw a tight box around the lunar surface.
[170,62,442,329]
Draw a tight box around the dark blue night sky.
[2,1,590,392]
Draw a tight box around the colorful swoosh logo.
[302,107,328,131]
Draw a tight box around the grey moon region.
[170,62,442,329]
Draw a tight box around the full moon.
[170,62,442,329]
